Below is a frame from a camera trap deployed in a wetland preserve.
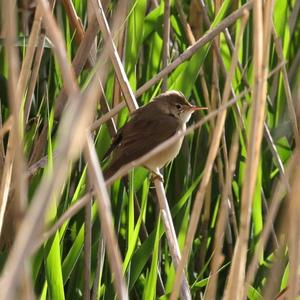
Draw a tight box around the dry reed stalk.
[59,2,117,135]
[204,126,240,300]
[0,116,13,139]
[48,5,118,148]
[77,3,128,299]
[272,25,299,140]
[91,0,138,112]
[1,0,30,295]
[154,181,191,299]
[61,0,85,45]
[0,0,128,297]
[29,87,248,190]
[24,0,56,122]
[176,4,234,261]
[224,1,273,298]
[162,0,170,92]
[54,11,99,117]
[24,31,46,122]
[198,0,247,196]
[106,89,249,186]
[83,188,92,300]
[262,240,287,299]
[199,0,227,274]
[91,1,191,297]
[81,1,131,298]
[288,48,300,82]
[175,0,211,112]
[245,156,294,288]
[84,6,98,299]
[39,1,79,94]
[286,141,300,298]
[30,90,247,255]
[0,133,14,237]
[91,235,105,300]
[169,10,249,299]
[53,0,110,118]
[112,1,127,108]
[84,133,128,300]
[135,1,254,98]
[17,4,43,104]
[90,101,126,131]
[201,0,286,250]
[29,83,248,176]
[203,0,289,223]
[27,2,256,177]
[2,0,28,241]
[32,192,93,252]
[87,0,98,60]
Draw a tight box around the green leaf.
[123,179,149,272]
[143,2,164,40]
[168,0,231,97]
[143,215,161,300]
[126,0,148,89]
[44,234,65,300]
[247,285,262,300]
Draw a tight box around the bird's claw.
[151,171,164,183]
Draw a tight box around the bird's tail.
[103,162,120,181]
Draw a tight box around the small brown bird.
[103,90,206,180]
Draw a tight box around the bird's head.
[154,90,207,123]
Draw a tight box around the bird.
[103,90,207,181]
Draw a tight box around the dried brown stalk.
[170,10,249,300]
[224,1,273,298]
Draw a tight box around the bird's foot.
[150,170,164,183]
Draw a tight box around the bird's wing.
[102,104,147,160]
[104,113,181,178]
[102,130,123,160]
[123,114,180,156]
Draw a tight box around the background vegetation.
[0,0,299,299]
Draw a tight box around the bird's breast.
[144,124,185,170]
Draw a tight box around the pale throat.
[180,110,193,123]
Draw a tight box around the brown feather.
[103,90,199,180]
[103,105,181,179]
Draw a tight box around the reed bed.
[0,0,299,299]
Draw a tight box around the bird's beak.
[189,105,208,111]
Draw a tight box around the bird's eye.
[176,104,182,110]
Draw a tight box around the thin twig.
[17,4,43,107]
[204,125,240,300]
[32,192,93,252]
[32,90,248,253]
[0,0,111,295]
[84,190,92,300]
[91,0,138,112]
[91,235,105,300]
[154,179,191,300]
[170,11,249,300]
[61,0,85,45]
[245,156,294,288]
[162,0,170,92]
[91,0,191,297]
[286,146,300,298]
[135,0,254,98]
[106,89,249,186]
[224,1,273,298]
[0,116,13,140]
[0,133,14,237]
[272,25,299,140]
[84,133,128,300]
